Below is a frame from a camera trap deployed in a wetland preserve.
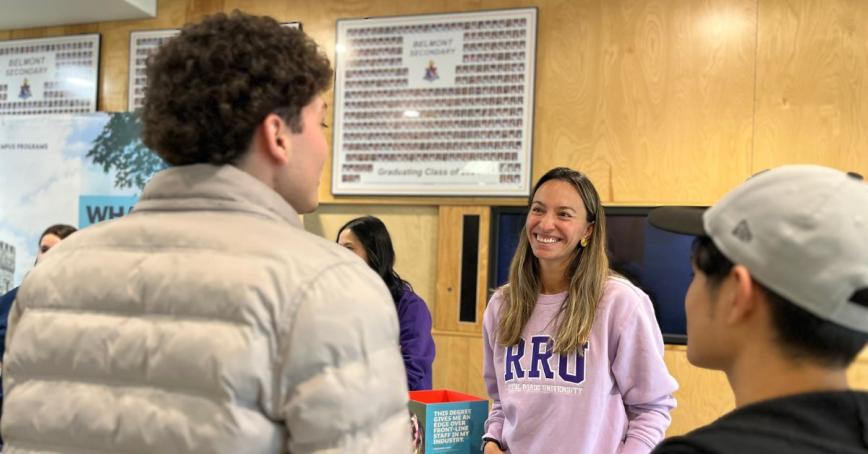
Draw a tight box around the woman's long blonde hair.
[497,167,609,354]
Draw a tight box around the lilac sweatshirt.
[397,286,436,390]
[483,277,678,454]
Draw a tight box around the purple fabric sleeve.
[482,293,506,449]
[396,287,435,390]
[611,290,678,453]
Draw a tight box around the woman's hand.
[483,440,505,454]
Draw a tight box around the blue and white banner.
[0,112,162,290]
[78,195,139,228]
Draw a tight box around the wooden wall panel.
[0,23,99,41]
[3,0,865,197]
[753,0,868,176]
[434,206,490,333]
[847,348,868,390]
[604,0,756,204]
[432,331,487,399]
[663,345,734,435]
[533,0,757,205]
[303,205,439,308]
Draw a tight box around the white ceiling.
[0,0,156,31]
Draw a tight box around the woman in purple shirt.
[337,216,436,390]
[482,168,677,454]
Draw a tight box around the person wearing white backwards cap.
[649,165,868,454]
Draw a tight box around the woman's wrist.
[482,437,503,452]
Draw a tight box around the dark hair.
[39,224,77,242]
[692,236,867,367]
[141,11,333,166]
[337,216,408,304]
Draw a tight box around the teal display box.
[408,389,488,454]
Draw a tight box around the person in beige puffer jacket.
[1,11,411,454]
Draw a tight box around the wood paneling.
[2,0,864,197]
[753,0,868,176]
[434,206,490,333]
[0,0,868,197]
[533,0,757,205]
[432,330,487,399]
[303,205,439,308]
[663,345,734,435]
[848,348,868,389]
[0,23,99,41]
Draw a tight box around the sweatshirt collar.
[537,291,568,305]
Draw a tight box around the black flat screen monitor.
[489,206,698,344]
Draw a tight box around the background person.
[0,223,77,361]
[649,164,868,454]
[0,223,76,445]
[337,215,436,390]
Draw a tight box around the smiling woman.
[480,167,678,454]
[526,179,594,283]
[500,168,608,352]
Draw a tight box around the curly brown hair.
[141,11,333,166]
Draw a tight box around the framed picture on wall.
[0,34,100,116]
[127,22,302,111]
[332,8,538,196]
[128,29,179,111]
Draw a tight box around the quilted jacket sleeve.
[277,261,412,453]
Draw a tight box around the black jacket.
[653,391,868,454]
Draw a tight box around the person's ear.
[259,113,291,165]
[725,265,760,325]
[583,222,594,241]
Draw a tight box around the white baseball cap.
[649,165,868,333]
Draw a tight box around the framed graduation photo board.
[128,29,179,111]
[332,8,538,196]
[0,34,100,116]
